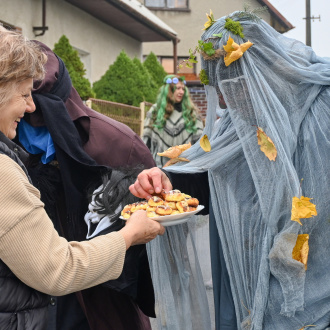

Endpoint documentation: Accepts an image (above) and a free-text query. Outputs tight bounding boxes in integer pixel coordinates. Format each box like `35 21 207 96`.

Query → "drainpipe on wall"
33 0 49 37
173 38 178 74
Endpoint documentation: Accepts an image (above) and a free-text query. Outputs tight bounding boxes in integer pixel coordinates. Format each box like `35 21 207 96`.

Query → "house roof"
65 0 178 42
258 0 294 32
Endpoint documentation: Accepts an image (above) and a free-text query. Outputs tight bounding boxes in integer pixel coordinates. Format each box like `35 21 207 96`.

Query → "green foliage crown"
224 18 244 38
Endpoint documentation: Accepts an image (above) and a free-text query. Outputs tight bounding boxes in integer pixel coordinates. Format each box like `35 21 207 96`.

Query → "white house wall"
1 0 142 83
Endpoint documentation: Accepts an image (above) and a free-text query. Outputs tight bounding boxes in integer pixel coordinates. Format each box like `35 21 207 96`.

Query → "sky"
268 0 330 57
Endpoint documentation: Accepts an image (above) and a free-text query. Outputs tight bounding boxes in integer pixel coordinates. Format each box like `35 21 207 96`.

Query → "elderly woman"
130 9 330 330
0 26 164 329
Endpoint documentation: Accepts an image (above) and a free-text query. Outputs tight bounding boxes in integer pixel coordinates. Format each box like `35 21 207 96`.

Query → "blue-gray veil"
165 11 330 329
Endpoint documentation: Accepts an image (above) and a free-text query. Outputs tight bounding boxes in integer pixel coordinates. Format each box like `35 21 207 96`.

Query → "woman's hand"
129 167 173 200
120 210 165 248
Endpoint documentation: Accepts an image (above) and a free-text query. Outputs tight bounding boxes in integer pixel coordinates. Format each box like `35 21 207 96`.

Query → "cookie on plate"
155 205 172 216
176 200 189 213
164 189 185 202
148 196 164 207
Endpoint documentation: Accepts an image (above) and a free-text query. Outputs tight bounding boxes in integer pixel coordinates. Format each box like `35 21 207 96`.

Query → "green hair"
151 74 199 133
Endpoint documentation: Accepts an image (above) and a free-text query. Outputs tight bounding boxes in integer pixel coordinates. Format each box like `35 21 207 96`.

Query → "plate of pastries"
120 189 204 226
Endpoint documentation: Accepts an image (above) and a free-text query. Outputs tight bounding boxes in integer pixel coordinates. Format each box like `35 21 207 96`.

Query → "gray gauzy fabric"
147 218 212 330
165 11 330 330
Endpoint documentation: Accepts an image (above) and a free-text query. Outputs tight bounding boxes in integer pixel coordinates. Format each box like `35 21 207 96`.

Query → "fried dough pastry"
176 200 189 213
164 189 185 202
131 201 148 212
148 196 164 206
146 206 156 212
147 211 157 218
165 201 177 210
155 205 172 216
121 209 131 219
121 189 200 219
186 198 199 207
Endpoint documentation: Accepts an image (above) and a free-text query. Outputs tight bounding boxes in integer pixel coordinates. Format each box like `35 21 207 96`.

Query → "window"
145 0 188 10
160 57 195 74
143 55 196 75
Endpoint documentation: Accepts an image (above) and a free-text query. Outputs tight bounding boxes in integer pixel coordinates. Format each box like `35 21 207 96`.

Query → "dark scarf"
31 57 108 241
0 131 31 180
174 102 182 112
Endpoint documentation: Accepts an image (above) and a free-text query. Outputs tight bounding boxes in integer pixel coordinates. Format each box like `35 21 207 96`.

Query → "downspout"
173 38 178 74
33 0 48 37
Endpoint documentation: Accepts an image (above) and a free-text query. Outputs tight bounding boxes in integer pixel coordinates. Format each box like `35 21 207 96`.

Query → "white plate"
120 205 204 227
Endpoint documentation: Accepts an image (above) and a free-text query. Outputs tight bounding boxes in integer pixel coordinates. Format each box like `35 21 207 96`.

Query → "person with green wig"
142 74 204 167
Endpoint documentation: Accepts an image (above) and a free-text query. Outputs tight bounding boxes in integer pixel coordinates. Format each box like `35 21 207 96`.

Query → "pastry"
164 189 185 202
155 205 172 215
135 201 148 210
121 209 131 219
186 198 199 207
147 211 157 218
165 201 177 210
176 200 189 213
148 196 164 206
121 189 200 219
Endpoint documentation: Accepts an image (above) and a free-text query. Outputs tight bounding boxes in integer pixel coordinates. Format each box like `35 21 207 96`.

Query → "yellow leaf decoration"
256 127 277 161
203 10 215 31
163 157 190 168
298 326 316 330
157 142 191 159
223 36 253 66
292 234 309 270
291 196 317 226
200 134 211 152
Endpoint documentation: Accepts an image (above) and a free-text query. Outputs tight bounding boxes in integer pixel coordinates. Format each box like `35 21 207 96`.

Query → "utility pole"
303 0 320 46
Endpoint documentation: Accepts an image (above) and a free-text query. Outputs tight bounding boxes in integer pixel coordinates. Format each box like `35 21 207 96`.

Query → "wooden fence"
88 98 153 137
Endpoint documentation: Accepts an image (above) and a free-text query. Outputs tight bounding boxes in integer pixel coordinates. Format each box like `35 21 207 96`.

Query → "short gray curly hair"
0 26 47 106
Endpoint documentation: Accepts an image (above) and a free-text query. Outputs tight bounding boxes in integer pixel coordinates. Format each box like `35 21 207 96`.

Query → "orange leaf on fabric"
157 142 192 159
256 127 277 161
177 142 192 152
223 36 253 66
292 234 309 270
291 196 317 226
200 134 211 152
298 326 316 330
163 157 190 168
157 146 182 159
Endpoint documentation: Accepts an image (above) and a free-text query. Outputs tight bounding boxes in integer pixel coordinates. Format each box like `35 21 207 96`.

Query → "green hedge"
53 35 93 100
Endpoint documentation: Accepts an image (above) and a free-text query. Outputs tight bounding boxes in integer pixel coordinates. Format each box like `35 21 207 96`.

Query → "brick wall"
187 82 207 120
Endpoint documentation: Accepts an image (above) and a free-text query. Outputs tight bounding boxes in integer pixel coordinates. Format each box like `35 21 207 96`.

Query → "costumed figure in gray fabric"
143 74 204 167
129 9 330 330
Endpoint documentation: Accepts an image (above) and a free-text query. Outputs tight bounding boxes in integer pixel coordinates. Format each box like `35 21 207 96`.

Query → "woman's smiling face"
0 78 36 139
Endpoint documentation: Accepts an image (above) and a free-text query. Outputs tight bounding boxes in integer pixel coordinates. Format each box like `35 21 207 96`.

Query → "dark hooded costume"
16 42 156 330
